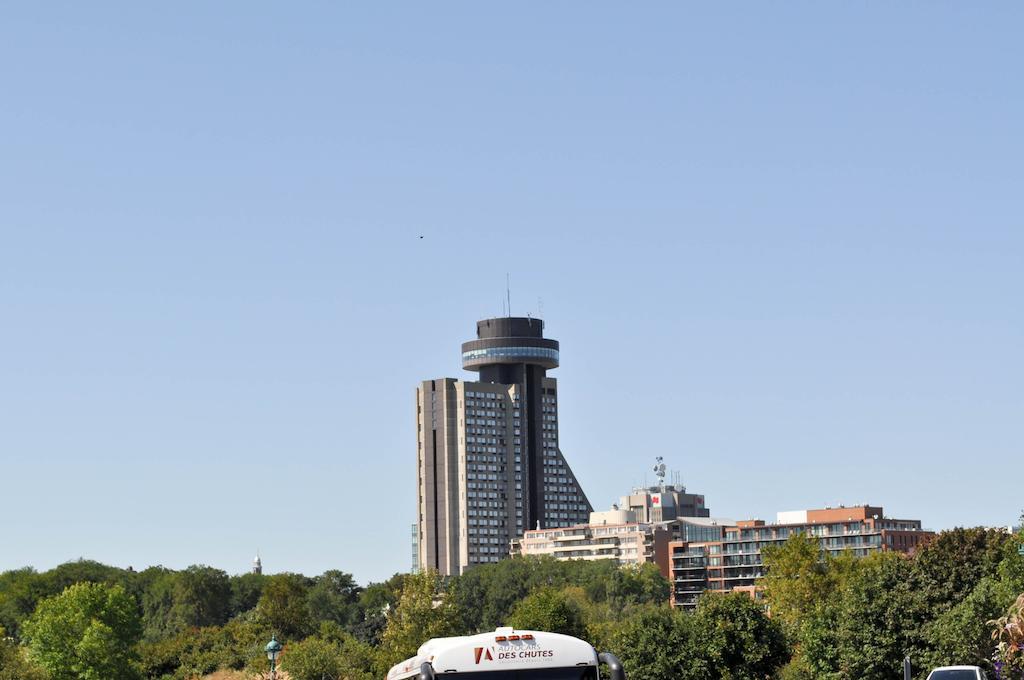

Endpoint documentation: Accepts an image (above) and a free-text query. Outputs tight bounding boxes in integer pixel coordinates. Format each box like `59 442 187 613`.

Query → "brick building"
669 504 932 608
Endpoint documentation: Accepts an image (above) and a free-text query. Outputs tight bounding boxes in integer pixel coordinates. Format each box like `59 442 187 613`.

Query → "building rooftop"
675 516 736 527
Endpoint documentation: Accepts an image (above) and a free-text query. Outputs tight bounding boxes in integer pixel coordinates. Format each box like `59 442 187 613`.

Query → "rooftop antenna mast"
653 456 667 491
506 273 511 318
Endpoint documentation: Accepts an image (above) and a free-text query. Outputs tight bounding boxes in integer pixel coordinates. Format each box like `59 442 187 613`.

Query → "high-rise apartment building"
416 317 593 575
668 504 933 608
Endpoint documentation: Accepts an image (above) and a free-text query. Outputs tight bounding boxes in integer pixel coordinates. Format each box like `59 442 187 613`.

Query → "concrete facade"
516 510 672 577
620 484 710 523
417 318 593 575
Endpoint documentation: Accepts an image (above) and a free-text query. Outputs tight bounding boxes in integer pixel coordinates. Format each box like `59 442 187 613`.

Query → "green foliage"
22 582 142 680
922 577 1016 670
174 565 231 629
449 556 564 632
996 531 1024 591
4 525 1024 680
760 531 831 634
912 528 1011 615
0 635 48 680
257 573 314 639
694 592 789 680
321 623 378 680
307 570 362 629
449 557 670 635
349 573 405 644
141 565 232 642
283 636 343 680
776 654 815 680
376 571 465 675
229 572 266 619
612 594 787 680
280 625 377 680
836 551 926 680
138 617 268 680
34 561 126 599
0 561 132 642
582 562 670 612
793 603 843 680
761 534 860 678
508 587 586 639
0 567 41 641
612 605 704 680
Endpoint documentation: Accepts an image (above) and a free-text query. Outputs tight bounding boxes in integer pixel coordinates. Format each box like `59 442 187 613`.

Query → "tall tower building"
417 317 593 575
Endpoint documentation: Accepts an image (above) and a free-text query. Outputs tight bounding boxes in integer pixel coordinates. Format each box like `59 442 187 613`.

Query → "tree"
172 565 231 629
22 582 142 680
282 636 344 680
448 556 565 633
996 531 1024 592
612 605 705 680
351 574 405 644
694 592 789 680
508 587 587 639
912 528 1011 616
760 532 830 634
307 570 362 629
0 632 47 680
138 615 267 680
229 572 266 618
318 622 377 680
0 567 41 641
621 563 671 606
142 564 232 641
924 577 1016 671
598 563 670 612
376 571 464 674
760 533 859 678
836 551 927 680
257 573 313 639
35 560 124 600
279 624 377 680
140 570 178 641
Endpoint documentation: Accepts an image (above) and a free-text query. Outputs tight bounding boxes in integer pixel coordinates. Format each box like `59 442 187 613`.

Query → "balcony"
552 533 589 542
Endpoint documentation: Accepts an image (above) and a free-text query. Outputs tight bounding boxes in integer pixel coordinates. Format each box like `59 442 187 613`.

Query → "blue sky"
1 3 1021 585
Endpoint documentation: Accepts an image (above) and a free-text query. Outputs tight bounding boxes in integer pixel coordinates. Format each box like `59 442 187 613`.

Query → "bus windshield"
437 667 598 680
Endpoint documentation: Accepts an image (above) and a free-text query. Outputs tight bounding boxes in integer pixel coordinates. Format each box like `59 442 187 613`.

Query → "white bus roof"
387 628 599 680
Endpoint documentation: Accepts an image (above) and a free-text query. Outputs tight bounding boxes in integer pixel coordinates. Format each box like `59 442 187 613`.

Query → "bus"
386 627 625 680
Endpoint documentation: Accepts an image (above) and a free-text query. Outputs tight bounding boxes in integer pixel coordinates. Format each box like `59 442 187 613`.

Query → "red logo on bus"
474 648 493 664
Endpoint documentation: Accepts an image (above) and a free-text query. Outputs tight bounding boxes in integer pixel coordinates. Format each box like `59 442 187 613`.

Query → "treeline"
0 561 403 680
761 526 1024 679
0 557 684 680
1 524 1022 680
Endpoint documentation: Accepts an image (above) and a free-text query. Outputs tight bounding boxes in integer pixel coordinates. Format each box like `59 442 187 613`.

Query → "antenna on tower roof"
506 273 511 318
653 456 667 490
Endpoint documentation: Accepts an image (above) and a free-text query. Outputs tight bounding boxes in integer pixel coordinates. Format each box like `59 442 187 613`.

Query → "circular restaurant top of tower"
461 317 559 371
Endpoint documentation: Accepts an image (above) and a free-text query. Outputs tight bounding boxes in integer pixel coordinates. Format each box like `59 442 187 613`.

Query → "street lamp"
266 635 283 680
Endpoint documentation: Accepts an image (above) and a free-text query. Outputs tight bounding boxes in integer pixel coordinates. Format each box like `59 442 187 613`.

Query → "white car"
926 666 989 680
